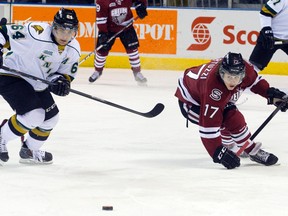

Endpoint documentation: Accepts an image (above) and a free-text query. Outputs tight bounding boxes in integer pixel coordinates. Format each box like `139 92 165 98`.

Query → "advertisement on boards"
177 9 262 60
12 6 177 55
111 9 177 54
12 5 96 52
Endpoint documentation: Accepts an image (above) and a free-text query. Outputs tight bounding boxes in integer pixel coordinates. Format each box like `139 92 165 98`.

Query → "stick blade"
142 103 165 118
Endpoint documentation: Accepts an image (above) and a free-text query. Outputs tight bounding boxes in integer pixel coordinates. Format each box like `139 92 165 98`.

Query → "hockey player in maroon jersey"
175 52 288 169
89 0 148 84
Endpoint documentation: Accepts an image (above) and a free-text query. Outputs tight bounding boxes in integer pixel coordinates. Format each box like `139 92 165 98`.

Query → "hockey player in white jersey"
0 8 81 165
249 0 288 71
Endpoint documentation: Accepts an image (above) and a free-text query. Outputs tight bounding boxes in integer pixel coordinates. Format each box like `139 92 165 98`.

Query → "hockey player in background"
175 52 288 169
249 0 288 72
89 0 148 84
0 8 81 165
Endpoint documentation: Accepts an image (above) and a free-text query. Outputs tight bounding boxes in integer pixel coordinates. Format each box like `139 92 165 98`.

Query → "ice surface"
1 68 288 216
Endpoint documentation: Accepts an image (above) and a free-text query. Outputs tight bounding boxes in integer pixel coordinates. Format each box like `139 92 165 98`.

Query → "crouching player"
175 52 288 169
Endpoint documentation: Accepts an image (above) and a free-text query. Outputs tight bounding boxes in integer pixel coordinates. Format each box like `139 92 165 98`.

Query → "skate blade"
19 158 53 165
137 82 148 87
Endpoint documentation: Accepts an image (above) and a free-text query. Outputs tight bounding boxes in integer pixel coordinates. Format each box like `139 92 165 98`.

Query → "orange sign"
111 9 177 54
12 5 96 52
12 6 177 55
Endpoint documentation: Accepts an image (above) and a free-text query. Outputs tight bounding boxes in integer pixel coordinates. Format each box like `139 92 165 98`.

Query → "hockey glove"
259 26 274 49
267 87 288 112
213 145 240 169
97 32 111 51
135 2 148 19
0 17 7 25
49 75 70 96
0 44 3 67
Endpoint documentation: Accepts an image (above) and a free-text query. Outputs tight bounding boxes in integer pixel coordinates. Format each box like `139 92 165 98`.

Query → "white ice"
1 68 288 216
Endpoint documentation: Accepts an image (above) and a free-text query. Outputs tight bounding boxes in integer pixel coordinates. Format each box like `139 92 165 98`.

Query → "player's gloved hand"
97 32 111 51
0 44 4 67
213 145 240 169
267 87 288 112
0 17 7 25
135 2 148 19
259 26 274 49
49 75 70 96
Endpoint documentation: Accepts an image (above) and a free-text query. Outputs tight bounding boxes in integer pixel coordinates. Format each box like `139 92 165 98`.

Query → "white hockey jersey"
260 0 288 40
0 22 81 91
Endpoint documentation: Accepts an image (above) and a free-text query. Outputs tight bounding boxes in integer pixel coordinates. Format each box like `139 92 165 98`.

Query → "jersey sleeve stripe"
96 17 107 25
178 76 200 106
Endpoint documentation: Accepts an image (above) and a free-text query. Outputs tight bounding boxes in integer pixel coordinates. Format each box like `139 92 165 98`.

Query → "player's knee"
17 108 46 129
40 113 60 130
223 108 246 131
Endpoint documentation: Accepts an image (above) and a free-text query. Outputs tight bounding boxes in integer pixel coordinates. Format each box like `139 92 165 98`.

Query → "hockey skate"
133 72 147 85
19 142 53 164
89 71 101 83
0 120 9 165
249 142 278 166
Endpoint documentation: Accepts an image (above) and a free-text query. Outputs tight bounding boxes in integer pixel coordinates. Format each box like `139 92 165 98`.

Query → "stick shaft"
236 101 286 156
79 16 139 65
0 66 164 118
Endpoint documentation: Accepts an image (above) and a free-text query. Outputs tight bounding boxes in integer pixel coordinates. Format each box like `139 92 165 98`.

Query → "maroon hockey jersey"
96 0 147 33
175 58 270 156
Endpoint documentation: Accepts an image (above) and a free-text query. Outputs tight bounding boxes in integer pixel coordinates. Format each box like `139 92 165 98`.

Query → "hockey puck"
102 206 113 211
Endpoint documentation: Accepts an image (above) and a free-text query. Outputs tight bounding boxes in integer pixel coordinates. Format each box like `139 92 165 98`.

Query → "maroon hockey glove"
213 145 240 169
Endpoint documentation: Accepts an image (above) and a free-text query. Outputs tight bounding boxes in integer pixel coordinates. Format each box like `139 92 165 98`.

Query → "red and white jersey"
96 0 147 33
175 58 270 155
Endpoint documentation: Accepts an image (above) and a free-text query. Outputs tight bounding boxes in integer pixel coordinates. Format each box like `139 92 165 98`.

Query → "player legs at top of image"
89 0 148 85
0 7 81 165
175 52 288 169
249 0 288 72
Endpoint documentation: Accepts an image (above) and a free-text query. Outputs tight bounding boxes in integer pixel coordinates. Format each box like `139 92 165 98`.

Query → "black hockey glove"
97 32 111 51
259 26 274 49
49 75 70 96
0 44 3 67
267 87 288 112
135 2 148 19
213 145 240 169
0 17 7 25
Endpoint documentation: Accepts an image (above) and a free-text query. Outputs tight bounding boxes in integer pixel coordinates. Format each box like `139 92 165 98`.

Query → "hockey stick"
236 98 288 156
79 16 139 65
0 66 165 118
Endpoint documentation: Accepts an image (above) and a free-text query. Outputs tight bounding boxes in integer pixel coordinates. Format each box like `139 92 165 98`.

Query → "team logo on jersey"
210 88 222 101
43 50 53 56
111 8 128 25
116 0 123 5
109 3 116 7
96 3 100 12
230 88 242 103
31 25 44 35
